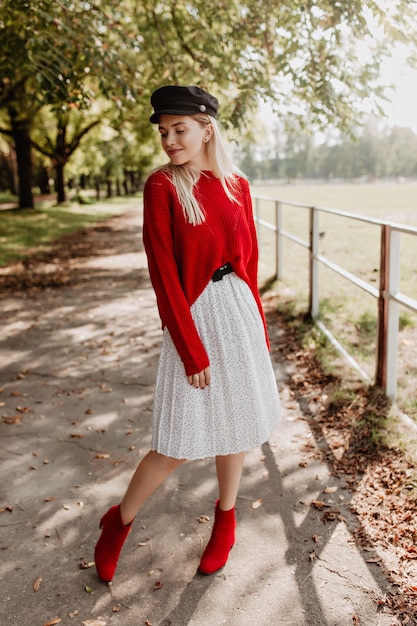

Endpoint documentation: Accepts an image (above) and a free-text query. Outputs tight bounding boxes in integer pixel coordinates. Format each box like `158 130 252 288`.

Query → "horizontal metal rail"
253 194 417 399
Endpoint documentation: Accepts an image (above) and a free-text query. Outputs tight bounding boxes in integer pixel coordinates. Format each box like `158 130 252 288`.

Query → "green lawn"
0 195 142 267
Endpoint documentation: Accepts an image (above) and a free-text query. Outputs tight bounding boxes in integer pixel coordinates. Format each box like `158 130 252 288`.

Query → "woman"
94 85 280 582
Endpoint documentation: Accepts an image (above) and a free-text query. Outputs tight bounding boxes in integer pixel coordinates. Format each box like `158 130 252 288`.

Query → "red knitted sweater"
142 169 269 376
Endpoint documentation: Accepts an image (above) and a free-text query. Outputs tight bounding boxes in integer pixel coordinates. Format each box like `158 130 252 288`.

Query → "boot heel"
198 500 236 575
94 504 133 582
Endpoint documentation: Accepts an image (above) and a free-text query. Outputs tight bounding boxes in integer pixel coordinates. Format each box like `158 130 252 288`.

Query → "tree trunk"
123 170 129 195
55 119 67 203
7 148 18 195
95 177 101 201
10 116 34 208
55 161 66 203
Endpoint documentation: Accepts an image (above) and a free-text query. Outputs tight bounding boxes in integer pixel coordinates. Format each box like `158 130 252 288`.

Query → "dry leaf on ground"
33 576 42 591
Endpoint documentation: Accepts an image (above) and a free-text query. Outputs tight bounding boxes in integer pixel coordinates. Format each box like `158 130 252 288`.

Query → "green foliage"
1 0 417 205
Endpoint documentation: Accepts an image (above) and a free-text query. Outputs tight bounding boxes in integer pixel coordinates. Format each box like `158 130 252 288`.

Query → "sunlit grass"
0 194 142 266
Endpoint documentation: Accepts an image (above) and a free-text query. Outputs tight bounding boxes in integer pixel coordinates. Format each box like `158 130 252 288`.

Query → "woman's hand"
187 367 211 389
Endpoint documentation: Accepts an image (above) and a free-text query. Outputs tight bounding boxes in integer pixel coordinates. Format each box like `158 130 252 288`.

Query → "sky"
381 60 417 133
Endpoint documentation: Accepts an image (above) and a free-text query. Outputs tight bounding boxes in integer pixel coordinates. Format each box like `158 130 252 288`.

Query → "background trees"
1 0 417 206
237 120 417 182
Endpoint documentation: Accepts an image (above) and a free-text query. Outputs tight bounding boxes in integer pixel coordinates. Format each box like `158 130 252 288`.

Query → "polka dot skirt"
151 273 281 460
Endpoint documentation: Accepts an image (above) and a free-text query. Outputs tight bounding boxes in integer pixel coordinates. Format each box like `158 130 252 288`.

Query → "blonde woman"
94 85 280 582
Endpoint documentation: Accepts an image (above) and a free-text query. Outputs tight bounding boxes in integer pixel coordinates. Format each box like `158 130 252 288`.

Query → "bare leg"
215 451 245 511
119 450 186 524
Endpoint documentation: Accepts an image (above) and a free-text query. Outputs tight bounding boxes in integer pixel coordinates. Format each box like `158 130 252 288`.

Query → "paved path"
0 205 393 625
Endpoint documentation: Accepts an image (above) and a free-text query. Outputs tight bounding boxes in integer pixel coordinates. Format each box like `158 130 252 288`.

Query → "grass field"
0 195 141 266
252 180 417 420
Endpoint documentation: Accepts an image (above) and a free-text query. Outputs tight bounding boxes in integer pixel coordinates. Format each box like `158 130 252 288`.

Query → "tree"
31 107 101 203
0 0 137 207
130 0 417 130
2 0 417 206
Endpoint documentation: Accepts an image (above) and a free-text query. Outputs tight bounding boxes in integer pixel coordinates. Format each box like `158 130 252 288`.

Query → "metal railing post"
375 225 400 398
275 200 283 280
255 196 261 249
386 228 401 398
376 225 388 388
309 206 319 319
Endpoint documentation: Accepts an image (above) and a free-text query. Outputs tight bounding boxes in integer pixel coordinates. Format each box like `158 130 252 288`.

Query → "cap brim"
150 106 210 124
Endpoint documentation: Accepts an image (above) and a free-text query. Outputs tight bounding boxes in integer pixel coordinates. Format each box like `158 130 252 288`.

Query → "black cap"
150 85 219 124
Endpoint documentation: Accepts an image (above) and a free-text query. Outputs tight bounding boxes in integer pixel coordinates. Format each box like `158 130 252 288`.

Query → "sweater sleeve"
142 173 210 376
240 178 270 350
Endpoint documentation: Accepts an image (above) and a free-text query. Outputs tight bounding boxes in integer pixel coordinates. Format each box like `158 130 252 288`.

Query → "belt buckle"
212 263 231 282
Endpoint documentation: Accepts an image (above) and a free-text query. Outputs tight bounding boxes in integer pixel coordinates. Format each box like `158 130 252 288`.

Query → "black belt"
212 263 233 282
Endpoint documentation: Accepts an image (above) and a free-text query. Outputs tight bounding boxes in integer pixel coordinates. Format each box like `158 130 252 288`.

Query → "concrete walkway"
0 205 393 625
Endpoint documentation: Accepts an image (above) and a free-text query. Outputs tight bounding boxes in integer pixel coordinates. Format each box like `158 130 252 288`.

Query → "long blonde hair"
154 116 243 226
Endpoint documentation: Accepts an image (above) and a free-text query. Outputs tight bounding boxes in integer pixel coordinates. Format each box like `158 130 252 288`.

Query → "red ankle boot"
198 500 236 575
94 505 133 582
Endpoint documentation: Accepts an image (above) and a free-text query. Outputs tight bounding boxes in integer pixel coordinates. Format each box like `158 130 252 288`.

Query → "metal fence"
253 194 417 400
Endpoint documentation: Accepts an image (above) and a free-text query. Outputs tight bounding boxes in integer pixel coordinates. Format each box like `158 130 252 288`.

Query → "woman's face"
158 114 212 169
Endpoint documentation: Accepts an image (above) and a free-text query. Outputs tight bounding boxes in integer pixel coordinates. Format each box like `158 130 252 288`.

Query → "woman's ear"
204 124 214 143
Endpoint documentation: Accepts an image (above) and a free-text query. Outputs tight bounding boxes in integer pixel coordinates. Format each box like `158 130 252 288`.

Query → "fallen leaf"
68 610 78 618
43 619 61 626
251 498 262 509
310 500 329 510
85 408 93 414
81 620 106 626
84 585 93 593
197 515 210 523
323 486 337 494
322 510 343 523
70 433 84 438
79 560 95 569
2 415 21 424
16 406 30 413
154 581 163 589
16 370 30 380
95 453 110 459
0 506 13 513
112 606 120 612
33 576 42 591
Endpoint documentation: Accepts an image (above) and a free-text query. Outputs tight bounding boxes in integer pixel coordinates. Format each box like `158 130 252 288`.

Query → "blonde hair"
154 116 243 226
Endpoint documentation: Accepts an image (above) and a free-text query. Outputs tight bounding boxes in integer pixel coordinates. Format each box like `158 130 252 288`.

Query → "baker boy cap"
150 85 219 124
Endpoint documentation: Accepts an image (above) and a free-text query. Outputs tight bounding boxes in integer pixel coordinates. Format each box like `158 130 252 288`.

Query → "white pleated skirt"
151 273 281 460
